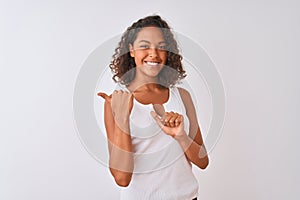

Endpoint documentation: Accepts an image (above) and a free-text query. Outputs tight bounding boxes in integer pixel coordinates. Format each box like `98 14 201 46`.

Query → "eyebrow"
138 40 166 44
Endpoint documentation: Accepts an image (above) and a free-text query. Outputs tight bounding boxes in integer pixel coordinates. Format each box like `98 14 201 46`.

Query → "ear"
129 44 134 57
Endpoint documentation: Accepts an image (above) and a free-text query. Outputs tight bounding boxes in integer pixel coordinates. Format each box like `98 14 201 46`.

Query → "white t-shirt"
116 85 199 200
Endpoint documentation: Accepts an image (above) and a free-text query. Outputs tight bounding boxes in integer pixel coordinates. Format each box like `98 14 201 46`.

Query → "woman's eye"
139 45 149 49
158 46 167 50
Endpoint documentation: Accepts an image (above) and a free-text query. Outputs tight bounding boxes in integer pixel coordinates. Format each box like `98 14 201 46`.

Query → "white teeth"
146 61 159 66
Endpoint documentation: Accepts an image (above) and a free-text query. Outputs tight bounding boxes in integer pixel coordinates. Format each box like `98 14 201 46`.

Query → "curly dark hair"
109 15 186 87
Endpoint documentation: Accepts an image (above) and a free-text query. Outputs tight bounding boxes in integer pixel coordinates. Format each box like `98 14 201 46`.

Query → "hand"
153 104 181 127
163 112 182 127
98 90 134 118
151 104 186 139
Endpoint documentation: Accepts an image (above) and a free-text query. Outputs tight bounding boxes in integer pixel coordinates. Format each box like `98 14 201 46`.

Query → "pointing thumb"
97 92 111 103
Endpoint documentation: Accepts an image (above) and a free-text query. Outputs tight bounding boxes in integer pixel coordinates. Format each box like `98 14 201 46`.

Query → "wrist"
175 132 192 149
114 114 130 122
114 115 130 134
174 131 188 142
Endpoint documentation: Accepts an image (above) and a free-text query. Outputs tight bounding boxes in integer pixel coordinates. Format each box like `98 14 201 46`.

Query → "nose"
148 47 158 58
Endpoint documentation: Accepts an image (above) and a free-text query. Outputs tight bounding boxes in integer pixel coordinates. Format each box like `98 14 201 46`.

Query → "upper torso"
115 84 199 200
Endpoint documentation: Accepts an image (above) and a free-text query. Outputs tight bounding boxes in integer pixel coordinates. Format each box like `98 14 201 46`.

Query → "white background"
1 0 299 199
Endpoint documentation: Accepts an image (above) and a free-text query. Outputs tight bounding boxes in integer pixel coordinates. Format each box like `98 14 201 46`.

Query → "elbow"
114 175 132 187
199 156 209 170
110 168 132 187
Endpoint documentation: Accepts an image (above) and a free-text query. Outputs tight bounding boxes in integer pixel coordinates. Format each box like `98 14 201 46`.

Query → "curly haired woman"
98 15 209 200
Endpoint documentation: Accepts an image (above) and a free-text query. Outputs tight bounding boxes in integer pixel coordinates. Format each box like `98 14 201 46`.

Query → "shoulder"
176 87 196 114
177 87 192 101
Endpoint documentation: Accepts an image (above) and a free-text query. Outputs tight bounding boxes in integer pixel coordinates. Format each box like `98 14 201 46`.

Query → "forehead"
134 27 165 43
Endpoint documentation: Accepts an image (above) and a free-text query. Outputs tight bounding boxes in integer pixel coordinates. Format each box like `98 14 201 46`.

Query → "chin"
136 64 164 79
145 67 163 76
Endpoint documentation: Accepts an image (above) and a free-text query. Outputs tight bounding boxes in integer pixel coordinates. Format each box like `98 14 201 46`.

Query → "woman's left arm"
177 87 209 169
175 127 209 169
151 88 209 169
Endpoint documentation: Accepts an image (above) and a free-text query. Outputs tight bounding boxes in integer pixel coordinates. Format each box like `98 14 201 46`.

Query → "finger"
153 104 166 118
168 114 178 127
97 92 108 98
97 92 111 103
175 115 183 127
112 90 120 97
150 111 165 129
164 112 174 127
174 114 182 127
124 91 133 98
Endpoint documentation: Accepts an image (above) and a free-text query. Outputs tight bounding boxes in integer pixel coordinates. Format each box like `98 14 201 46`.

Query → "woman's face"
129 26 167 79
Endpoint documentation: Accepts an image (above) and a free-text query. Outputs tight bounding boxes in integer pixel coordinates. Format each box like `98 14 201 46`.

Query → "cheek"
134 51 147 60
159 51 168 63
134 53 145 65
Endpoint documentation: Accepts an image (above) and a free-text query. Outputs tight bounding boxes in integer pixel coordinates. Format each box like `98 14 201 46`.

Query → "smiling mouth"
144 61 160 66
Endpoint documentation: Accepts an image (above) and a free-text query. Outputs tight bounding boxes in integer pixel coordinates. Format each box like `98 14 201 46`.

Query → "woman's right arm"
100 91 134 187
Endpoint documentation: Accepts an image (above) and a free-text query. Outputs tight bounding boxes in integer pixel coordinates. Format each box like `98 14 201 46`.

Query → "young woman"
98 15 209 200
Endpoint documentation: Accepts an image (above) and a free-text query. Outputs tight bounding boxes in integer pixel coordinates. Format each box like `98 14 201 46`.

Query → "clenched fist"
98 90 134 118
152 104 185 139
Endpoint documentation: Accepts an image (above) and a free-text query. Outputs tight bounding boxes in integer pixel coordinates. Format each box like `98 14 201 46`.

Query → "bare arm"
174 128 209 169
177 87 209 169
100 92 134 187
151 88 209 169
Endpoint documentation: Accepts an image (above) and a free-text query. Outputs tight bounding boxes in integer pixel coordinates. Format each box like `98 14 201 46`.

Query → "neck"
128 74 168 92
127 71 161 92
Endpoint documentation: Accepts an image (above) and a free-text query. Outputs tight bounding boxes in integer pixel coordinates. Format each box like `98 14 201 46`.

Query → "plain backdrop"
1 0 299 199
